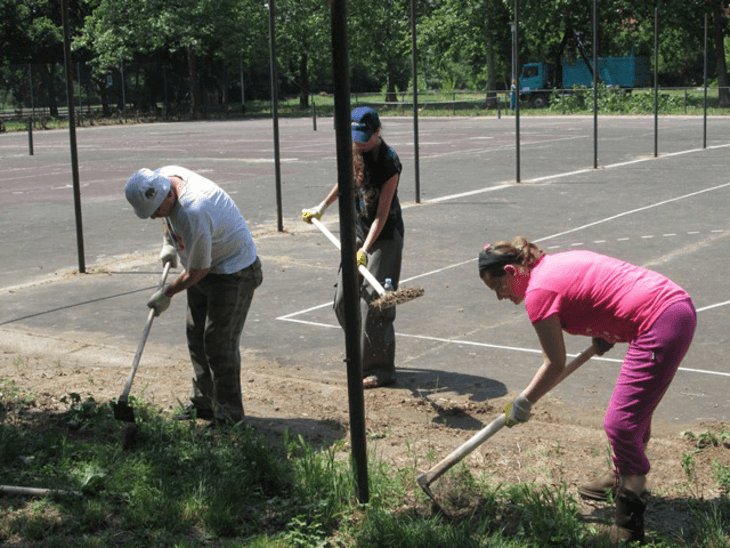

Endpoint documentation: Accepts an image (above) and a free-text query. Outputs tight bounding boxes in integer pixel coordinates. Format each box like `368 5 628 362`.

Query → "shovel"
311 217 424 308
113 261 172 422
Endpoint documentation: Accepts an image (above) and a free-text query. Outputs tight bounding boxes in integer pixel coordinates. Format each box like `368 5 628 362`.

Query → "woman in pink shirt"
479 236 696 543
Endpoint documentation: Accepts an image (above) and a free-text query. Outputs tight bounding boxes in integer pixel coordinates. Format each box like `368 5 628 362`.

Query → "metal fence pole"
411 0 421 204
593 0 598 168
514 0 520 183
120 62 126 119
27 117 33 156
61 0 86 274
330 0 369 505
268 0 284 232
312 94 317 131
703 13 708 148
654 6 659 157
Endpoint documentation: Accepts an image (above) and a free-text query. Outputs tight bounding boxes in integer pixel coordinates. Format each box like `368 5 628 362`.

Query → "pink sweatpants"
604 298 696 477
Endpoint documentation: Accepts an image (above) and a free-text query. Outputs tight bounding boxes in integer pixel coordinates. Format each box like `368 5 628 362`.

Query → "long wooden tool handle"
417 345 597 489
548 345 597 391
419 414 506 487
311 218 386 297
0 485 82 497
120 261 172 401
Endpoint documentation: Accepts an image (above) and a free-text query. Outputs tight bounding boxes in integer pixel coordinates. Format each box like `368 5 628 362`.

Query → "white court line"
534 181 730 243
279 144 730 379
425 185 512 203
276 318 730 378
696 300 730 313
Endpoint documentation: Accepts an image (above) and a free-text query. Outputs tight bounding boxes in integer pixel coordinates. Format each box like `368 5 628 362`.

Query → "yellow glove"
357 249 368 268
301 201 328 224
504 391 534 427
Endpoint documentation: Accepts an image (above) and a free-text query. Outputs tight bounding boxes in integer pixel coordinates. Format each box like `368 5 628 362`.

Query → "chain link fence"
1 62 727 130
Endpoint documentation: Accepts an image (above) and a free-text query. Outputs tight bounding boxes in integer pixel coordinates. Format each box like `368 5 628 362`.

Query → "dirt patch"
1 325 728 538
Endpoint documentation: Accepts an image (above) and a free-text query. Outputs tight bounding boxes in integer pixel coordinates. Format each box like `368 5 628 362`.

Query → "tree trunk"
385 60 398 103
486 28 497 108
299 52 309 108
187 46 198 114
96 78 111 116
712 2 729 107
44 63 59 118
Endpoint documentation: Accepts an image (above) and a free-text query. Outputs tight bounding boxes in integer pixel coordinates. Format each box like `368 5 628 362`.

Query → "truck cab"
519 62 555 108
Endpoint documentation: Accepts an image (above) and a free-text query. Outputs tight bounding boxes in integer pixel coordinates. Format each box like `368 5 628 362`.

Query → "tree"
708 0 729 106
1 0 68 116
419 0 511 93
349 0 412 102
77 0 270 113
273 0 330 108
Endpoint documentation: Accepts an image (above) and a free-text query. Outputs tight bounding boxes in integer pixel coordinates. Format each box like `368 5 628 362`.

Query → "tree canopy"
1 0 727 114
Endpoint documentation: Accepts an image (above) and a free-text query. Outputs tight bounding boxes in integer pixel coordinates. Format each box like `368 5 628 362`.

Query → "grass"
1 382 729 547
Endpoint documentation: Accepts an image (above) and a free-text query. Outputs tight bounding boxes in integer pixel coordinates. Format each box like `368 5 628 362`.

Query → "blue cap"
351 107 381 143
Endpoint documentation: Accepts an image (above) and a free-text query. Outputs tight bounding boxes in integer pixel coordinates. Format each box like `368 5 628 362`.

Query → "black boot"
609 489 647 544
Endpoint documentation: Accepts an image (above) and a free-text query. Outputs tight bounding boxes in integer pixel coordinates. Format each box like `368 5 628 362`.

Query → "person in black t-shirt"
302 107 404 389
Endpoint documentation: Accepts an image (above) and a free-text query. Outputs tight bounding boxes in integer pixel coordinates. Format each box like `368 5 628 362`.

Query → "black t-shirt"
355 139 404 241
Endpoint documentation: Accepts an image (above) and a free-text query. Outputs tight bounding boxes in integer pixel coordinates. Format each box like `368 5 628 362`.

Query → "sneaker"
173 403 214 421
579 470 619 501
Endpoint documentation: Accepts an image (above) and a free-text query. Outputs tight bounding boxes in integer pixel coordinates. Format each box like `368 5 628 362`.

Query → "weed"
682 452 697 483
0 378 35 413
690 502 730 547
281 514 329 548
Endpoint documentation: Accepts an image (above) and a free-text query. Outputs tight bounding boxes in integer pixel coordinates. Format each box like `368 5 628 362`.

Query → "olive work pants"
186 257 263 422
334 230 403 377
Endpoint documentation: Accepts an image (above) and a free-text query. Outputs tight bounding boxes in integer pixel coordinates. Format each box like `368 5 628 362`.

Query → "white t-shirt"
157 166 256 274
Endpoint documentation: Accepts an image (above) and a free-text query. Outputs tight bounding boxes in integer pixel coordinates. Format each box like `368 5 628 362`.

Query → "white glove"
301 201 329 224
159 243 178 268
147 284 172 316
504 391 534 427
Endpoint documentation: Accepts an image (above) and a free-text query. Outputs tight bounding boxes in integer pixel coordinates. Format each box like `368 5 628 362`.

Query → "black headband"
478 245 521 275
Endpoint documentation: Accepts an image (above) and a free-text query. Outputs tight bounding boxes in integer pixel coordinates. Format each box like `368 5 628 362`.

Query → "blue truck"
519 54 652 108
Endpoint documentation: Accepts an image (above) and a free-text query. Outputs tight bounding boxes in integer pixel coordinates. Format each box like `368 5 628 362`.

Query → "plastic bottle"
384 278 393 292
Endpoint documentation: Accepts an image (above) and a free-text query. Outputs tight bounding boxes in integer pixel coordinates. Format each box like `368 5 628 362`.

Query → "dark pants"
334 231 403 377
186 257 262 422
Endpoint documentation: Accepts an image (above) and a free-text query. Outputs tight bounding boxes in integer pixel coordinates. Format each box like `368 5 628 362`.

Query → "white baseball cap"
125 168 171 219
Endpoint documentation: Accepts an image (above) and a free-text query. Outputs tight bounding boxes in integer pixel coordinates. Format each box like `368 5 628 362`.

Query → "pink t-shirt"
525 250 690 343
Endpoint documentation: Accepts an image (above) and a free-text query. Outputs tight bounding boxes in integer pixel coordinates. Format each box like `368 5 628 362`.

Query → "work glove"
147 284 172 317
301 201 329 224
504 391 534 427
159 242 178 268
356 249 368 268
592 337 615 356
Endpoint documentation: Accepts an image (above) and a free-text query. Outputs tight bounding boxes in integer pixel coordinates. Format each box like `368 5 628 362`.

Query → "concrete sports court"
1 113 729 425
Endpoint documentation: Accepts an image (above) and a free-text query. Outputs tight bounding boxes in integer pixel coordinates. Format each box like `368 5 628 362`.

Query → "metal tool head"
417 473 436 501
112 398 136 423
417 473 445 514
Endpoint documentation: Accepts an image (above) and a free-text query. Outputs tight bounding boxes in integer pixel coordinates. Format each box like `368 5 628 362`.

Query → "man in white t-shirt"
125 166 263 427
